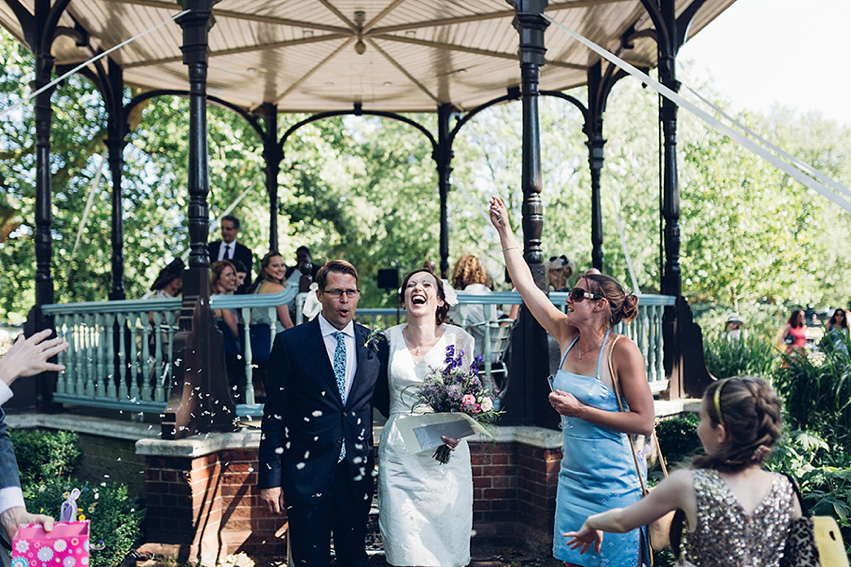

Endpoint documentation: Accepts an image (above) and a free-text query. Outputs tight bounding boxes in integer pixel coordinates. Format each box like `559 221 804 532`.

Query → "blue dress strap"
559 336 580 369
594 330 612 379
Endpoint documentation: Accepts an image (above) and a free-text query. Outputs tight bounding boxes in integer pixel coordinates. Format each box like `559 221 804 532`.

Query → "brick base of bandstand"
136 426 563 566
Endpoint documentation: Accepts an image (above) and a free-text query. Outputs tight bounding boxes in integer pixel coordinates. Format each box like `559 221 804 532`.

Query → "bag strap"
608 336 668 494
781 472 810 517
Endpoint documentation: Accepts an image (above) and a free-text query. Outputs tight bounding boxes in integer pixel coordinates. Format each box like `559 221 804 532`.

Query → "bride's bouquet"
412 344 503 463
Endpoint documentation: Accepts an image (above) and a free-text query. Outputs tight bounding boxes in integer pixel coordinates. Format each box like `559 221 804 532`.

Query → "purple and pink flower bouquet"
414 344 503 463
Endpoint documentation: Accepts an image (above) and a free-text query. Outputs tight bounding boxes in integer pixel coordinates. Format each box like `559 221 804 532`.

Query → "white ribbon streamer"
69 148 108 264
683 84 851 201
542 15 851 214
609 189 641 294
0 9 189 121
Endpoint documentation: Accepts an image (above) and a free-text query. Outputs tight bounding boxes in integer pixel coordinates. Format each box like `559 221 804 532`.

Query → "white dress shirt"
218 240 239 261
317 314 357 399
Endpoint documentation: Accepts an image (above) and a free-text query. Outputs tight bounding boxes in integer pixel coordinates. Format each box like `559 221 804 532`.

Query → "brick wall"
139 432 562 564
142 449 287 565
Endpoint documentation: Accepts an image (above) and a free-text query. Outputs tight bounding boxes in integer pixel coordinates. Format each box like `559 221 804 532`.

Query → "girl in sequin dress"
565 377 803 567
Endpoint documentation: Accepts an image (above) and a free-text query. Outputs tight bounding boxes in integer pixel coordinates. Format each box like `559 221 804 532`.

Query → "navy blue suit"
259 318 388 566
208 240 253 293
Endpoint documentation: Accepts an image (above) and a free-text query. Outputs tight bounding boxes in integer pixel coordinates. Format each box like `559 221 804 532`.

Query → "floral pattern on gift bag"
11 520 90 567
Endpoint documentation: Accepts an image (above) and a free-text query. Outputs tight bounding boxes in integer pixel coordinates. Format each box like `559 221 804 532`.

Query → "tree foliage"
1 25 851 323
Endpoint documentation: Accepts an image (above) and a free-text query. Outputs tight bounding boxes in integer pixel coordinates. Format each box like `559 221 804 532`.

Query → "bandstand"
0 1 727 563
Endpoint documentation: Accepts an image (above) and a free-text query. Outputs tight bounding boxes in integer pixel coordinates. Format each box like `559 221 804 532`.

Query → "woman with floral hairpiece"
377 265 475 567
489 196 654 567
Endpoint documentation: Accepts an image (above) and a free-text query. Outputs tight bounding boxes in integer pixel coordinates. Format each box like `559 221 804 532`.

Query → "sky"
678 0 851 126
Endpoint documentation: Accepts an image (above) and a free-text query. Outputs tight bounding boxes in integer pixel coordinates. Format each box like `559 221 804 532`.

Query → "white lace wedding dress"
377 323 475 567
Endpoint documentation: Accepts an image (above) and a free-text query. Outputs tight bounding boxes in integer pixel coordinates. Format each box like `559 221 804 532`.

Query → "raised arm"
488 197 569 343
564 468 694 555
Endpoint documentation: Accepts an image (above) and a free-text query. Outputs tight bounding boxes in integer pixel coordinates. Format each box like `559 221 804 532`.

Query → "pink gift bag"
11 520 90 567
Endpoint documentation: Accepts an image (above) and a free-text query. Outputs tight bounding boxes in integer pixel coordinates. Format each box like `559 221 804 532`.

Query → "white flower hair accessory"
442 280 458 306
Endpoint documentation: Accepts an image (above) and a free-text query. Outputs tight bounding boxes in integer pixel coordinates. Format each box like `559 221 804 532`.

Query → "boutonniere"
364 328 386 350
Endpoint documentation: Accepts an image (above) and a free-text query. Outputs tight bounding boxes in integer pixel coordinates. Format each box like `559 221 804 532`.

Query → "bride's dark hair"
399 265 449 325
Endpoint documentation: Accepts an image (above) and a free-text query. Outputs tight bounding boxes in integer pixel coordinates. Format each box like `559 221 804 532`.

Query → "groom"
259 260 389 567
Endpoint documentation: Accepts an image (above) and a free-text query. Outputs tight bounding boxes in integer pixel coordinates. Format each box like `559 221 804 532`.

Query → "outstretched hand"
564 522 603 555
488 196 510 233
0 329 68 387
0 506 53 543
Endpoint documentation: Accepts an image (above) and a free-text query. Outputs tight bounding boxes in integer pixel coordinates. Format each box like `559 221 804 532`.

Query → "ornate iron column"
163 0 236 439
583 62 630 274
259 103 281 252
436 103 457 279
586 64 606 273
104 59 127 300
640 0 711 399
657 0 681 298
32 51 56 322
505 0 551 427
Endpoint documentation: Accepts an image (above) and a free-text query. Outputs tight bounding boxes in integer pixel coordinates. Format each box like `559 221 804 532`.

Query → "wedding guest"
780 308 807 357
248 252 294 331
211 260 239 337
548 254 575 292
231 259 248 295
826 308 849 354
147 258 184 299
565 377 801 567
827 308 848 335
450 254 496 359
489 196 654 566
247 252 295 399
208 215 253 293
722 313 747 341
378 265 474 567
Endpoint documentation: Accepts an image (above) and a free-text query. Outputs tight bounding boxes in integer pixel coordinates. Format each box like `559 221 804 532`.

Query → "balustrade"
42 290 675 416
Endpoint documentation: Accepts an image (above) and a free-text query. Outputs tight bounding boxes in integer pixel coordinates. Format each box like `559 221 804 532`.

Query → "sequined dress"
552 331 646 566
681 469 796 567
377 324 475 567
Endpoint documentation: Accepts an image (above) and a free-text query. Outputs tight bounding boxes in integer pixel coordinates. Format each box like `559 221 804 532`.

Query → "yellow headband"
713 380 727 427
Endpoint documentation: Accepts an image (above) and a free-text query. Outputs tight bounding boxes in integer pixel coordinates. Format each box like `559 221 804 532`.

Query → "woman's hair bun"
621 294 639 323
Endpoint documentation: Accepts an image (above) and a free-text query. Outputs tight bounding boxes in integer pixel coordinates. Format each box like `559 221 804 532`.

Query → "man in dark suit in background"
209 215 253 293
0 329 67 564
259 260 388 567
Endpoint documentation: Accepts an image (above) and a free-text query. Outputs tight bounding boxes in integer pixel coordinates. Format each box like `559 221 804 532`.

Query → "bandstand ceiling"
0 0 735 113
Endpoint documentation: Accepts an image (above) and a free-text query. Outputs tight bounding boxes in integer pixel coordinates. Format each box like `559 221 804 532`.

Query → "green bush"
10 429 82 486
24 477 144 567
655 412 701 469
702 335 778 379
772 333 851 450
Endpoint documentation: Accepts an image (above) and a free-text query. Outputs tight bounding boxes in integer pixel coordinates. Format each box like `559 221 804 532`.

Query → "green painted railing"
41 291 675 415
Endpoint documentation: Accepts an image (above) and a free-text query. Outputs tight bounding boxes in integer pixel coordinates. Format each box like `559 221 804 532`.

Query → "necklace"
404 326 437 356
577 334 604 360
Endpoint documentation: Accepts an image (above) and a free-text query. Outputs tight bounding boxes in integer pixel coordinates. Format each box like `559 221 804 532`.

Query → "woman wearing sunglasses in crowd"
489 197 654 567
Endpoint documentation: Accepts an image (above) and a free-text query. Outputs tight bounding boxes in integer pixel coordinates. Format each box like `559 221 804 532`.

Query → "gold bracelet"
502 246 518 251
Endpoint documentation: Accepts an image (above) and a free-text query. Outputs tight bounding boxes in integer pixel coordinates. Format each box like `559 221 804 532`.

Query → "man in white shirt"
0 329 67 561
208 215 254 293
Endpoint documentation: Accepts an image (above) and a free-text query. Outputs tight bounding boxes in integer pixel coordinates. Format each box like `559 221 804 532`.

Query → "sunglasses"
568 287 604 303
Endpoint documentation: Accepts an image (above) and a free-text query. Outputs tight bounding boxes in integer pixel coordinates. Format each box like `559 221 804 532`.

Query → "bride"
378 265 476 567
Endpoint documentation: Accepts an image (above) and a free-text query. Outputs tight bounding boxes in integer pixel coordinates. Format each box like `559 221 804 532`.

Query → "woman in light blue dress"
489 197 655 566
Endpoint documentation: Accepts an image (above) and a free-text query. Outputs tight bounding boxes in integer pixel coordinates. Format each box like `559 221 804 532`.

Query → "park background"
1 0 851 562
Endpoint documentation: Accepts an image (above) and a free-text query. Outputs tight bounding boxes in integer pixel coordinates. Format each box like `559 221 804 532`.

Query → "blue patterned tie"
333 331 347 461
